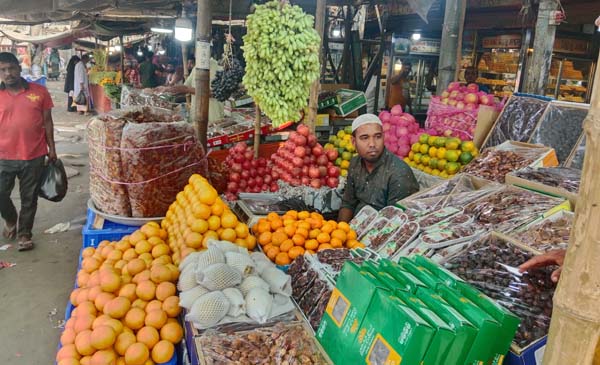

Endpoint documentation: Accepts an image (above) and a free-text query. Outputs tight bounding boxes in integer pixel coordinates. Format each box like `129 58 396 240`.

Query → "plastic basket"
82 208 138 248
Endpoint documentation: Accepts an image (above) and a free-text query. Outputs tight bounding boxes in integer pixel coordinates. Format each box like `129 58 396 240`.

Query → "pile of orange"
56 222 185 365
162 174 256 266
252 210 364 266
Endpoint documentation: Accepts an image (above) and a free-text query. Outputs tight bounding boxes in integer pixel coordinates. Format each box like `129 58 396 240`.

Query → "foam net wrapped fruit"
57 223 184 365
162 174 256 267
253 210 364 266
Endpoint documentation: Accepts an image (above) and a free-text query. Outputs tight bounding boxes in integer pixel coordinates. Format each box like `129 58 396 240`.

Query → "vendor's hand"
518 249 566 283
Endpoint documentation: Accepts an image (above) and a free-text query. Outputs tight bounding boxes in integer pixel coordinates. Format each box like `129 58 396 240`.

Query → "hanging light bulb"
114 45 122 52
412 33 421 41
175 9 193 42
137 46 143 57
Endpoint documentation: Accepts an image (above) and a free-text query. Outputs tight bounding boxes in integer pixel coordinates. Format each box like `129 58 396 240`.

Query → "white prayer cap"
351 113 383 133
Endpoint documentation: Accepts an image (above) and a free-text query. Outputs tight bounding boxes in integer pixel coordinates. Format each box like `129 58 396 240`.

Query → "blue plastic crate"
82 208 138 248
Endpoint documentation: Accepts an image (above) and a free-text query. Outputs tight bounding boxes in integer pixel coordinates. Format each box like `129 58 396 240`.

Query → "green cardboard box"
316 262 389 364
412 255 465 287
378 259 428 292
333 89 367 116
416 287 479 365
455 282 521 365
352 289 435 365
394 290 457 365
397 257 444 289
438 286 502 365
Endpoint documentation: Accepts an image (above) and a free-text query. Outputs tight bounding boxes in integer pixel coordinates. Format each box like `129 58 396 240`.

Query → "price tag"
195 41 211 70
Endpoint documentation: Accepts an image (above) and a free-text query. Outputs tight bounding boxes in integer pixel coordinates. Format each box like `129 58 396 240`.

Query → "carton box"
333 89 367 117
416 288 479 365
412 255 465 287
474 104 500 148
394 290 457 365
378 259 428 292
397 257 444 289
456 282 521 365
438 286 502 365
492 141 559 168
316 262 389 364
351 289 435 365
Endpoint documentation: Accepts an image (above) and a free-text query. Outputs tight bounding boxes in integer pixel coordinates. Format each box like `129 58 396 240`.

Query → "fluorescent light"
394 61 403 72
332 28 341 38
109 46 115 52
114 45 122 52
148 45 153 51
412 33 421 41
151 27 173 34
174 16 193 42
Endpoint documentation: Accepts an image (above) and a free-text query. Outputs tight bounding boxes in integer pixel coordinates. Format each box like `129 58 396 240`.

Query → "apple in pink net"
467 83 479 92
391 104 403 116
465 93 478 104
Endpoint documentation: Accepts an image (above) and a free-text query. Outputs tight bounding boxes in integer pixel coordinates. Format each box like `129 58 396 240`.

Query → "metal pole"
437 0 466 95
119 36 124 85
195 0 212 150
306 0 326 133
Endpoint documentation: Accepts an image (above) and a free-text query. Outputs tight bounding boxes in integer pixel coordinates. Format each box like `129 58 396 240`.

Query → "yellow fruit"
125 342 150 365
159 322 183 343
74 330 95 356
137 326 160 349
145 309 168 329
104 296 131 319
210 201 225 216
197 187 217 206
190 219 208 234
219 228 237 242
115 331 137 356
155 282 176 301
90 325 117 350
192 203 212 220
220 212 238 229
428 146 438 158
340 160 350 169
118 283 138 302
150 264 172 284
207 216 221 231
124 307 146 330
234 223 249 239
436 147 447 160
419 144 429 154
151 340 174 363
162 296 181 318
151 244 170 258
136 281 156 301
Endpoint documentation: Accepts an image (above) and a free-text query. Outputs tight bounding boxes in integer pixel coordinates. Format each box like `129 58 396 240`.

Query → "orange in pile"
162 174 256 266
252 210 364 266
56 222 184 365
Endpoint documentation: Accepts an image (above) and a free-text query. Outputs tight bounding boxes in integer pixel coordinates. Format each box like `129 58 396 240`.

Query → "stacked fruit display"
253 210 364 266
270 124 341 189
403 134 479 178
379 105 437 159
162 174 256 266
324 126 356 177
224 142 277 200
56 223 184 365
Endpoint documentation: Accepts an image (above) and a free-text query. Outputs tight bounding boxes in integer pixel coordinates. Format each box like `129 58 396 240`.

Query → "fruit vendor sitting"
338 114 419 222
464 66 490 94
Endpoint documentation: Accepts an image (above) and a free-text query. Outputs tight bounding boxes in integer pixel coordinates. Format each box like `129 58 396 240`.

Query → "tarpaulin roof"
0 25 92 47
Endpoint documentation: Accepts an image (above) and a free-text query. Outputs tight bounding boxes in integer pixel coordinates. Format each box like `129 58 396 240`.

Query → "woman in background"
64 55 80 112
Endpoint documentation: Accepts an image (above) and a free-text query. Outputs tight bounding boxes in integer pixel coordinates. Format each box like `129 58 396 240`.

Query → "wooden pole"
542 51 600 365
524 0 559 95
119 36 124 85
182 43 189 79
454 0 467 81
195 0 212 150
437 0 466 95
306 0 326 133
254 105 261 159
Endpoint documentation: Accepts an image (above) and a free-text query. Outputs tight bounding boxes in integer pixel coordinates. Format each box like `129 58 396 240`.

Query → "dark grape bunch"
211 58 244 102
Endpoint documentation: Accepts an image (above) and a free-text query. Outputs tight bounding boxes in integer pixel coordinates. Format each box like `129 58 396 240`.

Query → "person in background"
166 65 184 86
124 60 140 87
73 54 91 115
0 52 56 251
464 66 491 93
186 56 195 76
64 55 80 112
139 52 159 88
338 114 419 222
386 61 412 113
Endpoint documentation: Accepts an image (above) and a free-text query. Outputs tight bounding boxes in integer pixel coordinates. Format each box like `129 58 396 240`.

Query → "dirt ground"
0 79 91 365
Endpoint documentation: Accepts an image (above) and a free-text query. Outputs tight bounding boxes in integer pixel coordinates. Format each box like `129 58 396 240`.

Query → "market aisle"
0 80 90 365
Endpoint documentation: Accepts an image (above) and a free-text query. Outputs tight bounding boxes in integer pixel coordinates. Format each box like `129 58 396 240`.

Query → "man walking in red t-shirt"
0 52 56 251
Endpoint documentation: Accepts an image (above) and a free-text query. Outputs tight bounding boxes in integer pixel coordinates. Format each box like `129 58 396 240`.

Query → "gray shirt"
342 148 419 214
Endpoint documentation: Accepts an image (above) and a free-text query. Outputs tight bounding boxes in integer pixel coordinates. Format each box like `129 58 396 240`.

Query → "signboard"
554 38 589 55
409 38 441 55
481 35 521 49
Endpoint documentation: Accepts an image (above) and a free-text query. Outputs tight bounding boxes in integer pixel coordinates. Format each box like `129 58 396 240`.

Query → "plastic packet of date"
197 322 329 365
406 177 460 201
464 187 565 233
361 216 405 252
511 211 573 252
528 102 587 163
417 207 461 230
120 86 179 110
380 221 420 259
350 205 378 237
120 120 207 217
511 167 581 193
461 149 535 183
443 234 556 348
483 95 549 149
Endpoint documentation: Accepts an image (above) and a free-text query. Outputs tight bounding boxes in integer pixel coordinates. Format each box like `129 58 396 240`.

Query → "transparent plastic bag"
464 186 565 233
425 97 478 140
461 147 539 183
443 234 556 348
197 322 328 365
484 95 549 148
568 135 585 169
120 85 179 110
379 221 420 259
511 167 581 193
529 102 587 163
511 212 573 252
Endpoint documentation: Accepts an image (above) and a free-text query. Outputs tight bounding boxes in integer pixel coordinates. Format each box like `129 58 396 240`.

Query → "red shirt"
0 81 53 160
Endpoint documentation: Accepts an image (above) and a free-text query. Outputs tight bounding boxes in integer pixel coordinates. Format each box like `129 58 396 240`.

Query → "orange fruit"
90 325 117 350
321 223 334 234
306 249 316 255
286 210 299 220
297 221 311 231
271 231 287 247
210 201 225 216
74 314 95 333
155 282 176 301
74 330 94 356
220 212 238 229
347 230 358 241
330 238 343 248
288 246 305 259
160 322 183 343
90 349 117 365
283 225 296 237
104 296 131 319
331 229 347 242
82 257 101 274
275 252 291 266
270 218 283 230
150 264 172 284
184 232 203 249
137 326 160 349
279 239 294 253
338 221 351 233
346 239 360 249
267 212 280 222
118 283 138 302
258 231 272 246
207 216 221 231
291 234 305 246
234 223 249 239
77 271 90 287
162 296 181 318
145 300 163 314
56 344 81 362
309 218 323 229
94 292 116 312
151 340 174 363
135 240 152 255
125 342 150 365
295 227 309 239
353 242 366 249
197 188 218 206
310 212 323 220
318 243 334 251
219 228 237 242
192 203 212 220
266 246 280 261
316 232 330 244
60 327 76 346
305 239 319 250
151 244 170 258
82 247 95 258
245 235 257 250
124 307 146 330
136 281 156 301
297 211 309 220
115 331 137 356
145 309 168 329
308 229 320 239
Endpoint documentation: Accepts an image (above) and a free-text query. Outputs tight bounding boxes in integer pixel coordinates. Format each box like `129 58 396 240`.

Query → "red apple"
310 179 321 189
326 177 339 188
307 134 317 147
229 172 241 182
318 166 327 177
294 146 306 158
327 166 340 178
326 148 339 161
297 124 310 137
308 166 320 179
301 176 310 185
317 155 329 166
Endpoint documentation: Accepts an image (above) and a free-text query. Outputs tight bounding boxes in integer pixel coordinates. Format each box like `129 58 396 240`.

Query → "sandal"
17 239 34 251
3 224 16 241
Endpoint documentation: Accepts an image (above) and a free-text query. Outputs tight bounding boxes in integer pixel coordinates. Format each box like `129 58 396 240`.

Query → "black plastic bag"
75 91 87 105
39 159 68 202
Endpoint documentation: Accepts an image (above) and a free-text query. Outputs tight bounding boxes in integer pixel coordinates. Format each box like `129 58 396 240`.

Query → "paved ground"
0 80 91 365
